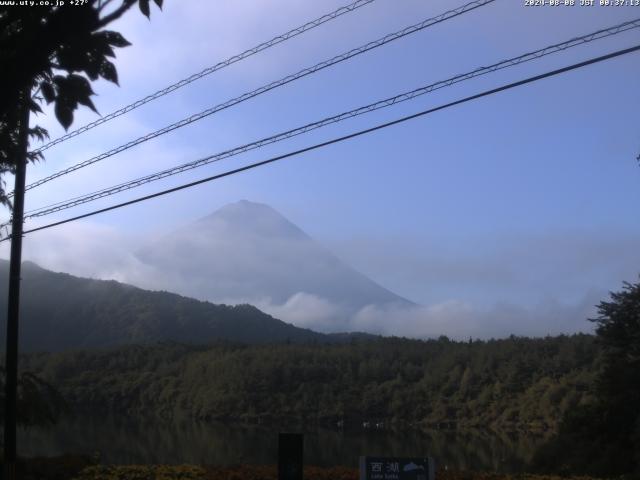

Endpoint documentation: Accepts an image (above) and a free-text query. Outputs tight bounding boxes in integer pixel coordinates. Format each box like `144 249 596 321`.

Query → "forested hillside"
0 261 331 351
21 335 598 431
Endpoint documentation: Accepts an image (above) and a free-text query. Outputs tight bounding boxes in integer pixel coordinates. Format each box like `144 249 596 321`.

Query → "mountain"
133 200 413 328
0 260 336 352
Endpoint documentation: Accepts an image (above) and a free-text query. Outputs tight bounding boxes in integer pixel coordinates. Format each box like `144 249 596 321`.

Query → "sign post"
359 457 435 480
278 433 304 480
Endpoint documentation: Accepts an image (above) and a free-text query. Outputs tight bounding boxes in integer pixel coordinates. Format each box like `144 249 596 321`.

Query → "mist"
3 201 634 339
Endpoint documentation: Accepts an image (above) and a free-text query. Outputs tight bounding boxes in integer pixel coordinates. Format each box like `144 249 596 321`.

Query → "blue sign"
359 457 435 480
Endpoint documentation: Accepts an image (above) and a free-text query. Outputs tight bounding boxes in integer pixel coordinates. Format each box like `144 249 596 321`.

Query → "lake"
18 415 546 472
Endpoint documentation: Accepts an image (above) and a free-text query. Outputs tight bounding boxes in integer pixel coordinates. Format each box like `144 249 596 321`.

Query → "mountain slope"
133 200 413 326
0 260 329 352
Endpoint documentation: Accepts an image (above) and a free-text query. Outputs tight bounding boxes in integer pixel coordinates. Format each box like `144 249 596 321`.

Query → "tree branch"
97 0 117 13
97 0 137 28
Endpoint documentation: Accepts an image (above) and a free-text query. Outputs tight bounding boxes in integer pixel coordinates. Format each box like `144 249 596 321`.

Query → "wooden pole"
3 93 30 480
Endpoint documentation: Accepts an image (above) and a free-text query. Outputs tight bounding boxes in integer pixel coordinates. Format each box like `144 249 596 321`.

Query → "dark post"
3 93 30 480
278 433 303 480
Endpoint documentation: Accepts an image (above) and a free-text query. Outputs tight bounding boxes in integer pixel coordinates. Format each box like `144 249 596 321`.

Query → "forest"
5 281 640 476
19 335 597 432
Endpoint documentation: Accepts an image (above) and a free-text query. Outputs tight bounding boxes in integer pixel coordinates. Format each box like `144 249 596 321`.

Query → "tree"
591 279 640 471
1 2 162 476
533 279 640 476
0 369 67 428
0 0 163 205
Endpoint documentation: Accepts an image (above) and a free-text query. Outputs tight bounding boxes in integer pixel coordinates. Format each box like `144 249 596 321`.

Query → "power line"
21 17 640 220
31 0 377 155
16 0 495 196
7 43 638 242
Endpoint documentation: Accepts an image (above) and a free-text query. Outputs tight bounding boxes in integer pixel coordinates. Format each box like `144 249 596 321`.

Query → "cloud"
0 222 153 285
250 291 599 339
330 229 640 308
253 292 350 332
2 217 631 340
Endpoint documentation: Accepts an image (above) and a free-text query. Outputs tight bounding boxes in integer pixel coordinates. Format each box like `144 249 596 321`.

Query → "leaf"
52 77 81 129
28 99 43 114
77 94 98 114
102 45 116 58
66 74 95 97
102 31 131 48
51 74 66 89
28 126 49 142
153 0 163 9
84 59 101 81
99 60 118 85
27 151 44 163
53 74 98 115
40 81 55 104
54 100 73 130
56 42 90 73
57 31 117 75
139 0 150 18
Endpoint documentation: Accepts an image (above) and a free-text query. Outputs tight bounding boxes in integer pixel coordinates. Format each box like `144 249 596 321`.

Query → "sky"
1 0 639 338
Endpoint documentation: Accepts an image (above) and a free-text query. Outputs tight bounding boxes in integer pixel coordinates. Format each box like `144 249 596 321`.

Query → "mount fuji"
133 200 413 330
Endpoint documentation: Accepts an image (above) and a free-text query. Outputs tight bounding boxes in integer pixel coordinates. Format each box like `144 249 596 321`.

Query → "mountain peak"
135 200 413 329
201 199 281 222
214 199 274 214
196 200 308 240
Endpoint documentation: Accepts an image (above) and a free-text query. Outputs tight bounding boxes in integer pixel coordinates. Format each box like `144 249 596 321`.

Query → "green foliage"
7 460 613 480
72 464 206 480
592 280 640 423
21 335 597 432
65 464 620 480
0 368 67 427
533 279 640 476
0 0 162 205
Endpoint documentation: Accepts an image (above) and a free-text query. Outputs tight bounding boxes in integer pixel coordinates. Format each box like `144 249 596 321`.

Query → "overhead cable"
31 0 378 155
22 17 640 219
16 0 495 196
6 43 638 241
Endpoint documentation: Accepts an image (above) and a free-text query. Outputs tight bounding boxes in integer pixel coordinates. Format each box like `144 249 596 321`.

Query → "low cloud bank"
251 291 600 339
2 220 629 339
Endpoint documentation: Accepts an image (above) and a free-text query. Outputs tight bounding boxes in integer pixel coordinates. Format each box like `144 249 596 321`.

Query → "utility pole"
3 92 31 480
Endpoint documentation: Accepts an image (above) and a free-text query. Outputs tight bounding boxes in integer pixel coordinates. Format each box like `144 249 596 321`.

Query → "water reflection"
19 415 546 472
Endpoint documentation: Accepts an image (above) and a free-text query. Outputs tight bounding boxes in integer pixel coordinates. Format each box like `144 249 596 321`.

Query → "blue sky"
2 0 639 337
